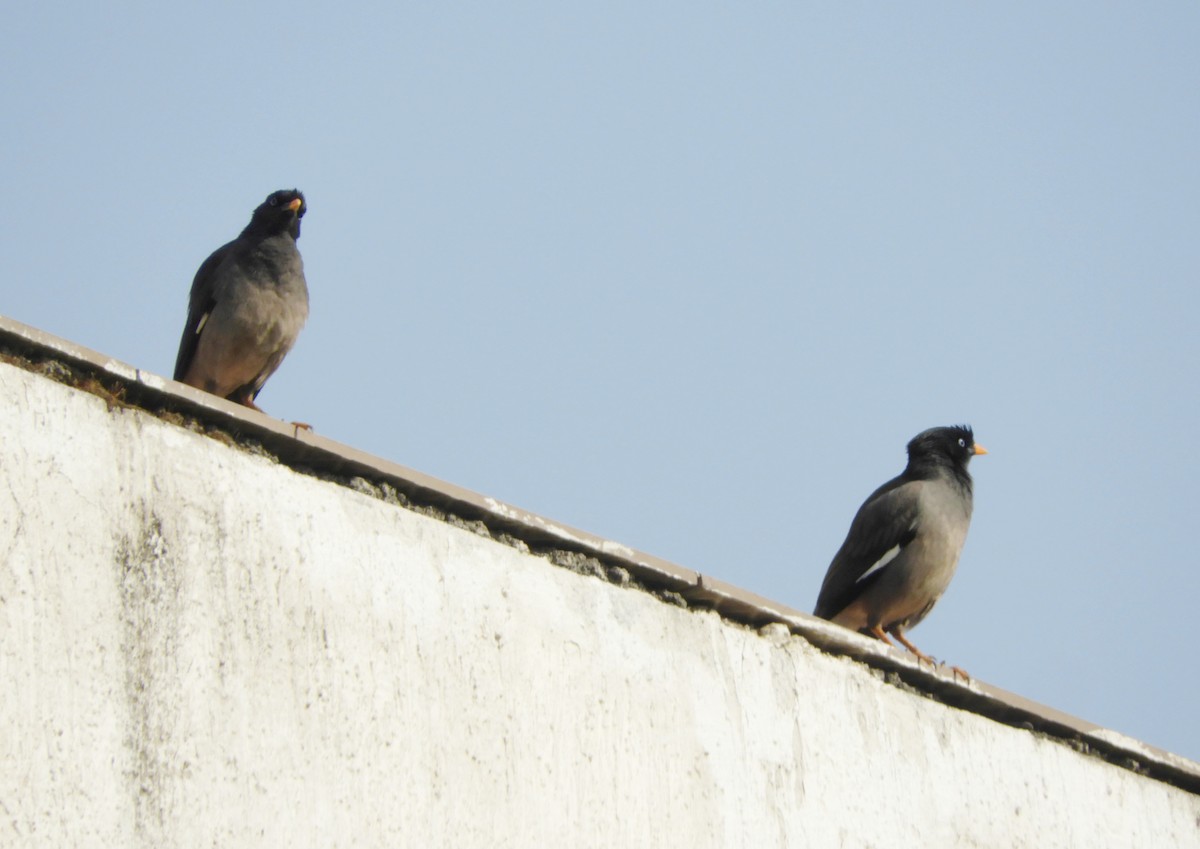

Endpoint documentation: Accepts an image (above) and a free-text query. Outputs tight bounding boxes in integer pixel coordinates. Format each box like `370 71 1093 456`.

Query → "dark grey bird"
174 189 309 413
813 425 986 669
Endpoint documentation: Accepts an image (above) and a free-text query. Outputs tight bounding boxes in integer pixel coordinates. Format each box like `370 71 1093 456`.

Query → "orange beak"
286 198 303 213
974 444 988 455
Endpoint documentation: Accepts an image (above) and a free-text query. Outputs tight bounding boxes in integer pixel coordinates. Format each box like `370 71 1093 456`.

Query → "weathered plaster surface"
1 362 1197 847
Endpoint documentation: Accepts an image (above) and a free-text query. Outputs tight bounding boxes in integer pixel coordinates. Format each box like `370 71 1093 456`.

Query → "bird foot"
888 629 936 667
925 656 971 682
945 664 971 682
291 421 313 437
908 649 937 668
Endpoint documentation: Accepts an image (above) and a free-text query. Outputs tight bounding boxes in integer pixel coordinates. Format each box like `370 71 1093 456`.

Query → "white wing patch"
856 543 903 584
195 311 210 335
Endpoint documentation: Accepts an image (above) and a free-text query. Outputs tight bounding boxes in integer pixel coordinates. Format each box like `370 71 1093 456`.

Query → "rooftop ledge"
1 311 1197 797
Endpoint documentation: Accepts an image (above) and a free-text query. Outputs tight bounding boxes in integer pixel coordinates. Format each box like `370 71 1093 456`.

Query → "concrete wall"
2 353 1198 848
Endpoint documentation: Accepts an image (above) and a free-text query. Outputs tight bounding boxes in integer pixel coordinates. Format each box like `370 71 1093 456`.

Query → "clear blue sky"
3 3 1198 762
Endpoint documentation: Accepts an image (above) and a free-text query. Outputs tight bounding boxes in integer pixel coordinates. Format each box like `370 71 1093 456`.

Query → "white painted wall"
1 361 1197 848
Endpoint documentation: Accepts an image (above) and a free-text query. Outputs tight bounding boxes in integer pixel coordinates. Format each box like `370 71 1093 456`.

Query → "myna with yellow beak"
814 425 987 673
175 189 309 413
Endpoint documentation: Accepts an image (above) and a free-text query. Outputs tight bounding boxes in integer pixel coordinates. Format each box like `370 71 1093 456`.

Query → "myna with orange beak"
814 425 987 671
174 189 309 413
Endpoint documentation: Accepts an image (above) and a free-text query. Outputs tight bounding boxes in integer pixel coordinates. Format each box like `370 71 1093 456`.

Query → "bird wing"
814 477 922 620
173 239 236 381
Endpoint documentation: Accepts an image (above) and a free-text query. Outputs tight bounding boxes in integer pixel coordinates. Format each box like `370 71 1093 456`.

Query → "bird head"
247 188 306 239
907 425 987 473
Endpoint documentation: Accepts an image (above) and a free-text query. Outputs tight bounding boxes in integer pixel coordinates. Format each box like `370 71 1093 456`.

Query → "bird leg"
867 624 899 649
228 388 265 413
889 626 970 681
887 626 936 667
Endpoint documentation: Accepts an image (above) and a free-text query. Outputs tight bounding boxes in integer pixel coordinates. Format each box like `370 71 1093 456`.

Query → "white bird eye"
958 438 966 447
268 196 279 206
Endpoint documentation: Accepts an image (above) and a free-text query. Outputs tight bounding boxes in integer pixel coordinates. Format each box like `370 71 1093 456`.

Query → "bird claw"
870 627 968 680
946 665 971 682
928 656 971 682
291 421 313 437
919 654 971 682
910 650 937 668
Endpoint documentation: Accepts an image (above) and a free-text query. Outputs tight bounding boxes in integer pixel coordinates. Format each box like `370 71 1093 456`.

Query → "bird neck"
240 219 300 242
907 456 973 497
